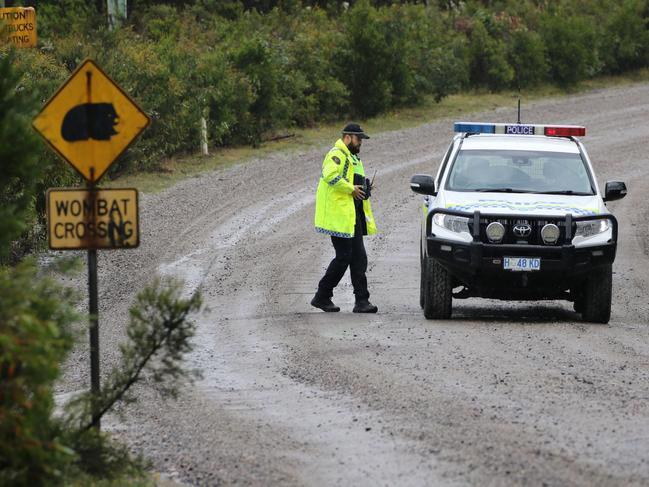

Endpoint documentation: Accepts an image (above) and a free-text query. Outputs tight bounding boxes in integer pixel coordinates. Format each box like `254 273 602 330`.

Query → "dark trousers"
317 226 369 301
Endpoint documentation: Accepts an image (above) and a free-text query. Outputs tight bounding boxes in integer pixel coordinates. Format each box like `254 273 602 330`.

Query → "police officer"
311 123 378 313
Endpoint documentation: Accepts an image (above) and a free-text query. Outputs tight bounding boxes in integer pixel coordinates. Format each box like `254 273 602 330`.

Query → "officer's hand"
352 185 366 201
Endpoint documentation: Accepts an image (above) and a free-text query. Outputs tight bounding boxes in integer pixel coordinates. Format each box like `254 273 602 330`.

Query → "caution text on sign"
47 188 139 250
1 7 36 48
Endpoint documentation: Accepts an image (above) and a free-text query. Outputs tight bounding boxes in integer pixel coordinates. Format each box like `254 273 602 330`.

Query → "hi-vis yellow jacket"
314 139 377 238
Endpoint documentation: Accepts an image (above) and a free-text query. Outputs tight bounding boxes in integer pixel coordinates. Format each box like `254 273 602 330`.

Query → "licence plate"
503 257 541 271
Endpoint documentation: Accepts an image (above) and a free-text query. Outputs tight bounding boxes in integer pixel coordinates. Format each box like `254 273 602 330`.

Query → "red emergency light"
544 126 586 137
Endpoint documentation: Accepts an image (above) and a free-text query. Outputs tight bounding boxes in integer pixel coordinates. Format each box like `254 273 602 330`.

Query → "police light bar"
454 122 586 137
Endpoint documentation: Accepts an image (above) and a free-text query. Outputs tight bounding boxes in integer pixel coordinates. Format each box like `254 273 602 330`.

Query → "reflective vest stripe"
315 226 354 238
328 175 342 186
342 160 350 181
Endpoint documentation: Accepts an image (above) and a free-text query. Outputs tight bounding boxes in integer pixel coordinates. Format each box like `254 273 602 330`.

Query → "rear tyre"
422 256 452 319
581 264 612 324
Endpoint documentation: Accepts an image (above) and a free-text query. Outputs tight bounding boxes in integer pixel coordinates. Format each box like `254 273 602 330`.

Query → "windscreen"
445 149 595 194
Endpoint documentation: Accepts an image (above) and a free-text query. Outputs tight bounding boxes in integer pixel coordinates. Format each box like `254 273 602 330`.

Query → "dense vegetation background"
3 0 649 256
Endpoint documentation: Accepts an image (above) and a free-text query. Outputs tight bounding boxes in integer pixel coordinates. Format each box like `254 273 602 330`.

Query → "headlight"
541 223 560 245
574 219 610 238
432 213 470 234
486 222 505 243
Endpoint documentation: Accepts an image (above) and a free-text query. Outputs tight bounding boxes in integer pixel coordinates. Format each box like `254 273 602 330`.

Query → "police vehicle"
410 122 627 323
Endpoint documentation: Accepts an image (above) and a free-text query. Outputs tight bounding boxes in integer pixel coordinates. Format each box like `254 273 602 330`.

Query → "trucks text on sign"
1 7 36 48
47 188 139 250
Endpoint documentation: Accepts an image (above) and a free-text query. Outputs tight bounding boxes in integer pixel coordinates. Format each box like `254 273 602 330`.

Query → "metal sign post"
88 244 101 428
87 176 100 429
33 59 149 431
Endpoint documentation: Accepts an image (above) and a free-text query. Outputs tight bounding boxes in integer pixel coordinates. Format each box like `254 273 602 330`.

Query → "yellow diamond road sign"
33 59 150 183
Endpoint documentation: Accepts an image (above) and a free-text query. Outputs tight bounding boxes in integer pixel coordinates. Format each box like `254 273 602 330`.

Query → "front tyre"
422 256 452 319
419 240 425 309
581 264 612 324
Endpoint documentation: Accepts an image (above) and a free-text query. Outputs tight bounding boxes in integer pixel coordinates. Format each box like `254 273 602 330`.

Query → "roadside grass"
108 68 649 194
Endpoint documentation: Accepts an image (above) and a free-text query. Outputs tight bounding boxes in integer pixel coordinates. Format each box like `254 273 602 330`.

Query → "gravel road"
57 84 649 486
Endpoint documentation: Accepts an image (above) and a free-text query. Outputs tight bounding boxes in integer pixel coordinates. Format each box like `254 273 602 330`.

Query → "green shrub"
600 0 649 74
400 6 468 101
0 261 77 487
102 28 200 173
229 33 292 143
507 28 549 88
37 0 103 39
0 51 42 261
540 12 601 86
339 0 394 116
284 9 349 124
468 19 514 89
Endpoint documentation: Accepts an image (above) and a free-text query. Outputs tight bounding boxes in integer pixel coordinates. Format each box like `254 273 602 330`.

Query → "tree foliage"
64 280 202 433
0 262 77 487
5 0 649 251
0 52 43 261
12 0 649 170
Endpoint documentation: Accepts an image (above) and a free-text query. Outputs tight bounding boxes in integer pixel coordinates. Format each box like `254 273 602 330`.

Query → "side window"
435 141 455 189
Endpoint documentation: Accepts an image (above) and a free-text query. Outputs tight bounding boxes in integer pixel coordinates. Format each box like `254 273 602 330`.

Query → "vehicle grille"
468 217 570 245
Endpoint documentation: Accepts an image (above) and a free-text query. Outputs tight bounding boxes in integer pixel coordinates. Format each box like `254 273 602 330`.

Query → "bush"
229 34 292 144
338 0 394 117
0 51 41 261
0 261 77 487
104 30 199 172
540 12 601 86
468 19 514 89
599 0 649 74
0 263 201 486
400 6 468 101
507 28 549 88
284 9 349 124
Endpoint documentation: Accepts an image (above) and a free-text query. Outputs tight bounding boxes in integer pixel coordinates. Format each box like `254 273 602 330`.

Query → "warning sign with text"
47 188 139 250
1 7 36 48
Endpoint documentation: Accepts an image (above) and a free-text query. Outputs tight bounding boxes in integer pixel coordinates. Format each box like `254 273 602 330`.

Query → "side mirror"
410 174 437 196
604 181 627 202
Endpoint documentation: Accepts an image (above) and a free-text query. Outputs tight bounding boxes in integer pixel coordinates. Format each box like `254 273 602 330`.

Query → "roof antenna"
517 98 521 124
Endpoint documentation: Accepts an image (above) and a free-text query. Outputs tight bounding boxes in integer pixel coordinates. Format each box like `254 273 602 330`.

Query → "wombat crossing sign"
46 188 139 250
32 59 150 183
33 61 149 428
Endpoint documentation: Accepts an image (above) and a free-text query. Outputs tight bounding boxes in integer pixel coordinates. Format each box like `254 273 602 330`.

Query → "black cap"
342 123 370 139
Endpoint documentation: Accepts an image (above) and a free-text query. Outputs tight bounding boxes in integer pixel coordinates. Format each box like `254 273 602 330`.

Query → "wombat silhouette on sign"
61 103 119 142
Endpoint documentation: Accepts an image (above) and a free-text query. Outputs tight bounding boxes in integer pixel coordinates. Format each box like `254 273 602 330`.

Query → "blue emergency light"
454 122 586 137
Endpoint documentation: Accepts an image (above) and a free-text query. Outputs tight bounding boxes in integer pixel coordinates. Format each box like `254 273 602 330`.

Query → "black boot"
311 295 340 312
353 300 378 313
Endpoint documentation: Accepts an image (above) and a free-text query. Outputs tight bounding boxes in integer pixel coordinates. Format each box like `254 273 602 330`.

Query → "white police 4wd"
410 122 627 323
